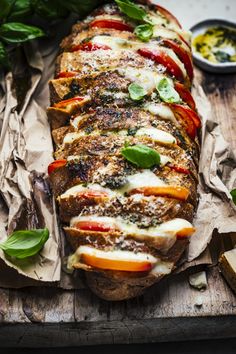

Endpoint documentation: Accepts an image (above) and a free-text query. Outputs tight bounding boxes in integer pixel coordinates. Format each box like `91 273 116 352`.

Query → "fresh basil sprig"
115 0 154 42
121 144 161 168
230 189 236 205
134 23 153 42
128 83 147 101
0 0 15 21
0 228 49 259
0 22 45 43
115 0 149 22
156 78 180 103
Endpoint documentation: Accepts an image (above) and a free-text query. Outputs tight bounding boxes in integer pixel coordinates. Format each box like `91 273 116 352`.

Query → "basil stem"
121 144 161 168
0 228 49 259
156 77 180 103
128 83 147 101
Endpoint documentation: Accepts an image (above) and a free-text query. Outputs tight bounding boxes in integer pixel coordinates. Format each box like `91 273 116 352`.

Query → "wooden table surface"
0 68 236 347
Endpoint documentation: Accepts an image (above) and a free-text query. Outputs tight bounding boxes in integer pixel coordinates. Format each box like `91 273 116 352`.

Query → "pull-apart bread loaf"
47 1 201 300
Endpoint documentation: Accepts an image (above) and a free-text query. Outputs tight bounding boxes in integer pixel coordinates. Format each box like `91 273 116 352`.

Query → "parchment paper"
0 18 235 288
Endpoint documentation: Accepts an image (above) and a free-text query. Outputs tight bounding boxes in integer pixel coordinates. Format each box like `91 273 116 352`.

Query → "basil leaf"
0 41 10 69
230 189 236 205
31 0 69 20
121 144 160 168
128 83 147 101
0 229 49 259
134 23 153 42
7 0 33 22
0 22 45 44
0 0 15 20
156 77 180 103
115 0 147 22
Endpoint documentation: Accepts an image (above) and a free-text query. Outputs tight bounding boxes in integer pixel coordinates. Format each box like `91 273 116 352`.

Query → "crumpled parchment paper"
0 17 235 288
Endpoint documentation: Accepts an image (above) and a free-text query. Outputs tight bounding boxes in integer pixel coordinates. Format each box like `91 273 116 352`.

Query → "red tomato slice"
168 165 190 175
75 221 116 232
54 96 85 109
138 48 184 82
77 190 109 200
169 104 197 139
156 5 182 28
90 19 133 32
129 186 189 201
48 159 67 175
171 104 201 128
174 82 196 110
80 253 153 272
162 39 193 81
56 71 78 79
70 42 111 52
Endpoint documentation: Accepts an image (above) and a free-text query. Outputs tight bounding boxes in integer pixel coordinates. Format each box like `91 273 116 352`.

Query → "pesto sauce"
193 26 236 64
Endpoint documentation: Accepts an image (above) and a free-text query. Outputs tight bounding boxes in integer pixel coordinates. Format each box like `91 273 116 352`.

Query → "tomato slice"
80 252 153 272
74 221 116 232
169 104 196 139
77 190 109 200
156 5 182 29
90 19 133 32
48 159 67 175
56 71 78 79
168 165 190 175
70 42 111 52
174 82 196 110
176 227 196 239
54 96 85 109
162 39 193 81
171 104 201 128
129 186 190 201
138 48 184 82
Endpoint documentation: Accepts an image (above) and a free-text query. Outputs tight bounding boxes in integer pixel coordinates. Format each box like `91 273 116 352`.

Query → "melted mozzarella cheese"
60 184 115 199
151 261 174 275
77 246 158 263
118 170 166 194
145 103 178 124
136 128 176 144
71 215 194 239
118 67 166 93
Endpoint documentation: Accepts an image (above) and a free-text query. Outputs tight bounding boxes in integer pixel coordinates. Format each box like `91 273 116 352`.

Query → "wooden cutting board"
0 69 236 348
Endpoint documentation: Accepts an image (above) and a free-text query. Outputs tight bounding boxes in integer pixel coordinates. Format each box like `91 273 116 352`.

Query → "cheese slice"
118 170 166 194
60 183 116 199
145 103 178 124
77 246 157 263
135 128 176 144
62 127 176 146
70 215 194 240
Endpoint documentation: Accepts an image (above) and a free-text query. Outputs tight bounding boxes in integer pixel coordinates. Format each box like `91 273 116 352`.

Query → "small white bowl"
190 19 236 74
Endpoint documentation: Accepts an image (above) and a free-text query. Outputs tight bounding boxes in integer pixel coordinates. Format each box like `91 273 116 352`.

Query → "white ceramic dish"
190 19 236 73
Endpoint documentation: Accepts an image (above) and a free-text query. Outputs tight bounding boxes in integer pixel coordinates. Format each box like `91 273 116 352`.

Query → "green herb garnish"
115 0 149 22
156 78 180 103
0 228 49 259
134 23 153 42
230 189 236 205
128 83 147 101
0 22 45 43
121 144 160 168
